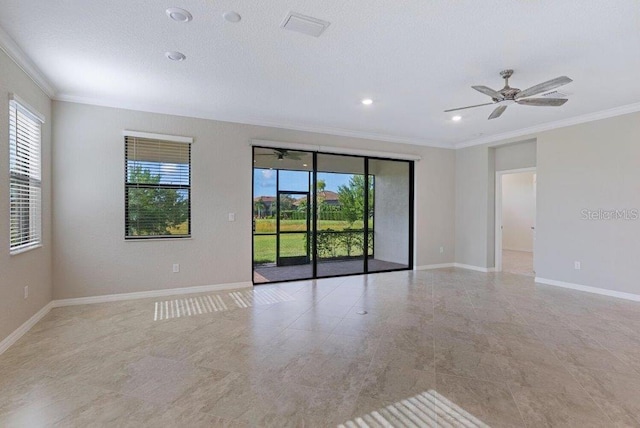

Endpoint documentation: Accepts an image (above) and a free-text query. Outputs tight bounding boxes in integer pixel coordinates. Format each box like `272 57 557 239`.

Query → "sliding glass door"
252 147 413 284
316 154 367 277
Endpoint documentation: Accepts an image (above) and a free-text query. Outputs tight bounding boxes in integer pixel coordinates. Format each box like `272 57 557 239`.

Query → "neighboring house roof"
253 196 276 203
293 191 340 206
255 191 340 206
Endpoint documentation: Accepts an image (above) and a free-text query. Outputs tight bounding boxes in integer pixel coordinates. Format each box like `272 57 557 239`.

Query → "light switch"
228 213 235 222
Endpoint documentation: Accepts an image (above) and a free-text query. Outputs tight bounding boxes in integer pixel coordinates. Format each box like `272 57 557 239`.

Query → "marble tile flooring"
502 250 534 277
1 268 640 427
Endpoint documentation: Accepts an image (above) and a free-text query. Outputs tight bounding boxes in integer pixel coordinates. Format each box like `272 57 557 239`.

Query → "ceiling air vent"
281 12 330 37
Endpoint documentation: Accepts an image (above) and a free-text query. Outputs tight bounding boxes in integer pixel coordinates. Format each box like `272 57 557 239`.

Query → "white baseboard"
0 281 252 355
454 263 496 273
0 302 54 355
414 263 455 270
535 277 640 302
415 263 495 273
53 281 252 307
503 248 533 253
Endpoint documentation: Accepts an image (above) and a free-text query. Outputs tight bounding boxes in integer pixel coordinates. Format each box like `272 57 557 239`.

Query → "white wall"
52 101 456 299
535 113 640 294
0 49 52 343
455 112 640 296
455 140 536 268
502 172 535 252
371 159 410 264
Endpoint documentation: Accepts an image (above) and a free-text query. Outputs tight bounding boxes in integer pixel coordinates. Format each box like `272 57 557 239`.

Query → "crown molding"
454 101 640 149
0 25 55 98
53 93 453 149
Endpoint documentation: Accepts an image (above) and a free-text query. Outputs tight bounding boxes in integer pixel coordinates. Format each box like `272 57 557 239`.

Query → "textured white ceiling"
1 0 639 147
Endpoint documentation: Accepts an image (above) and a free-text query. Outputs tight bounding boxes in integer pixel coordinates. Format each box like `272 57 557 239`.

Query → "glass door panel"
253 147 313 283
315 154 365 277
367 159 411 272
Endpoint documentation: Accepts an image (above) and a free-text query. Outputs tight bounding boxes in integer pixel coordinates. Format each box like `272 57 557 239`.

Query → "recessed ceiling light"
361 98 373 105
165 51 186 61
303 163 308 167
451 115 462 121
223 11 242 23
166 7 193 22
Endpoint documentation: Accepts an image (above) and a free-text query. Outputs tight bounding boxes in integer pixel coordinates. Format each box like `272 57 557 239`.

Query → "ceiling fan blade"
287 155 302 160
516 98 568 107
471 85 504 100
515 76 572 99
488 105 507 120
444 102 495 112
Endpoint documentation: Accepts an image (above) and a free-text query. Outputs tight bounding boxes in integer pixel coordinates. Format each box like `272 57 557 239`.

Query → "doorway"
495 168 536 276
252 146 414 284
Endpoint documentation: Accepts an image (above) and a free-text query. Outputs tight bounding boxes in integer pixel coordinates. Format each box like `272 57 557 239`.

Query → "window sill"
124 236 192 242
10 244 42 256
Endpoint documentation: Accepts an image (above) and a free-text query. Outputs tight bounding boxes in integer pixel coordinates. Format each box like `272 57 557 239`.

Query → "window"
125 135 191 238
9 98 43 253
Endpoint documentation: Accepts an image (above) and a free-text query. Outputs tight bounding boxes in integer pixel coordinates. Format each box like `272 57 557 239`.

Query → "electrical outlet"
574 261 581 270
173 263 180 273
24 286 28 299
439 246 444 254
228 213 235 222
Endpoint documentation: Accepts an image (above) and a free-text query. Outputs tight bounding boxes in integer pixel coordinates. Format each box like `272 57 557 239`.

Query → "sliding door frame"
251 146 414 285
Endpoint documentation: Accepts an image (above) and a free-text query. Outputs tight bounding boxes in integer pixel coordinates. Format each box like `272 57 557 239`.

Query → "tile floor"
1 268 640 427
502 250 534 277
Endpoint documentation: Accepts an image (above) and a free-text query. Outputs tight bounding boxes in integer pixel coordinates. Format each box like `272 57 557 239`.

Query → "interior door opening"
495 168 536 276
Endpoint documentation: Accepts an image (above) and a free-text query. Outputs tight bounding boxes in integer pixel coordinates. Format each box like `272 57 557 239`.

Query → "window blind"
9 100 42 253
125 136 191 238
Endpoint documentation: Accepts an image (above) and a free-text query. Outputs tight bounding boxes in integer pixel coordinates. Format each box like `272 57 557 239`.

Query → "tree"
337 175 374 226
254 197 267 218
127 165 189 236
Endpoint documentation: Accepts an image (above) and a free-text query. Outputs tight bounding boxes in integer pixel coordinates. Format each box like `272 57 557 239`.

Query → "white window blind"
125 136 191 238
9 100 42 253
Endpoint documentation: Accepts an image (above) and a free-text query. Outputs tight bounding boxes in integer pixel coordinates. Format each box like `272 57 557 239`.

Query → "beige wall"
0 49 52 343
52 101 456 299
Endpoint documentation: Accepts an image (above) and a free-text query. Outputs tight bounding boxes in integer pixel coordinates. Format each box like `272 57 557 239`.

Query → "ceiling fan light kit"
445 69 573 120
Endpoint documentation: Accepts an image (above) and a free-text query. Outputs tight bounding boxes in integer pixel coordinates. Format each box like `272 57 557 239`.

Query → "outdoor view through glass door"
253 146 413 284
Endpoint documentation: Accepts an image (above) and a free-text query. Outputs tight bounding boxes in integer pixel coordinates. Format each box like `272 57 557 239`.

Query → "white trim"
250 139 422 161
55 94 448 148
415 263 495 272
9 93 45 123
454 101 640 149
0 25 56 98
52 281 251 307
454 263 496 273
414 263 455 270
495 167 537 273
53 94 640 152
503 247 533 253
123 130 193 144
0 302 54 355
535 277 640 302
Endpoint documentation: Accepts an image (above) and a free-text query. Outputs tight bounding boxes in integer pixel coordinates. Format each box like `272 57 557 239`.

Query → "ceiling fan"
445 69 573 120
254 148 303 161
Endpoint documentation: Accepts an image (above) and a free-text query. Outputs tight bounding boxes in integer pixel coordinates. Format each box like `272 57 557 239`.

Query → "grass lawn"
255 219 371 233
254 219 374 264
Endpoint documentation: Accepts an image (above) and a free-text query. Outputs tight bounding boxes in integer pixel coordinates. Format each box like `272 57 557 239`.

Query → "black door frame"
252 146 415 284
276 190 311 266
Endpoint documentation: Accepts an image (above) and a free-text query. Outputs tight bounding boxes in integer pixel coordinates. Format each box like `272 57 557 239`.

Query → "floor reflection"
339 389 490 428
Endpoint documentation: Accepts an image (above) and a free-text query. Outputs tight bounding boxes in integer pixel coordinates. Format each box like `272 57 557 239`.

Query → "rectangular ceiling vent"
540 90 569 98
281 12 330 37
